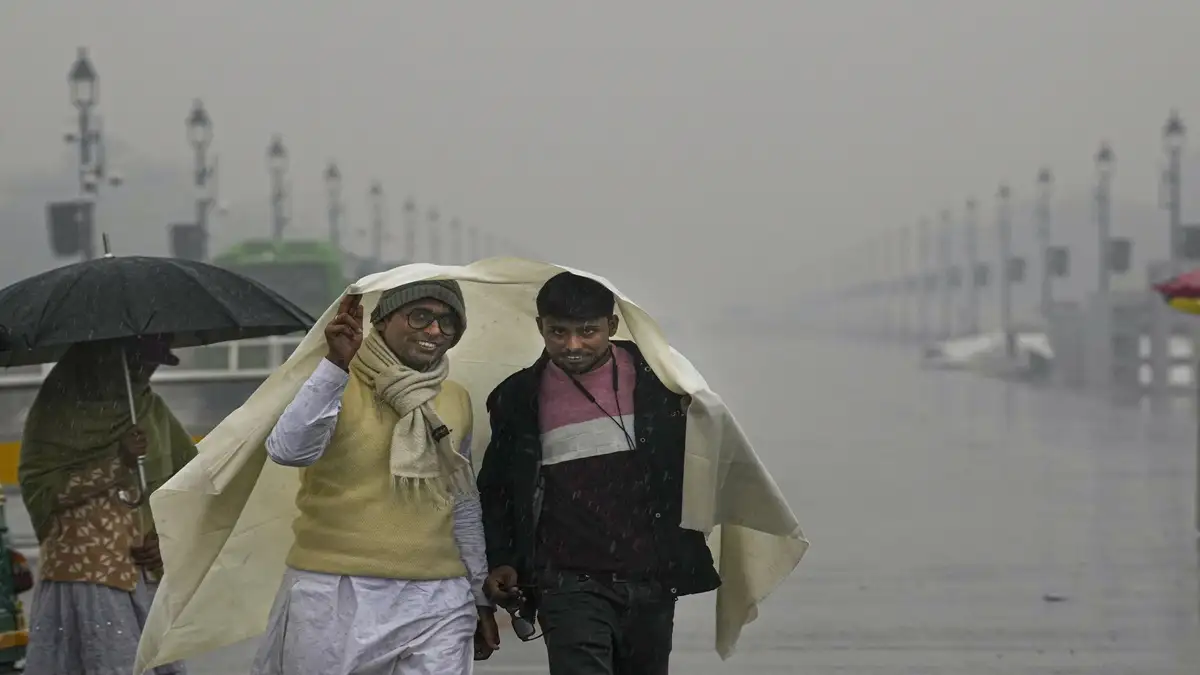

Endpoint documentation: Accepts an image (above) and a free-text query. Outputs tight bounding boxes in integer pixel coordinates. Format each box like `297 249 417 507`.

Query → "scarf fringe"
393 476 452 511
392 470 478 511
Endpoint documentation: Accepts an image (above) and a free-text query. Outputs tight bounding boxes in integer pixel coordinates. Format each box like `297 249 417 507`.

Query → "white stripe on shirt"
539 414 637 466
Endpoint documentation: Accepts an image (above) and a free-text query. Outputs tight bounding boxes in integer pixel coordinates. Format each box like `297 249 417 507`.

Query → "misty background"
3 3 1200 672
4 1 1200 326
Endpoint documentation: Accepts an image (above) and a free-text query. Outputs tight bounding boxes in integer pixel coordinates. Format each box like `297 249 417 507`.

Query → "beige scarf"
349 331 475 509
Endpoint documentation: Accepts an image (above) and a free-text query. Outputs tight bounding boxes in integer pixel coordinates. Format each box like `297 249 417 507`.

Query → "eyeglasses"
406 308 460 336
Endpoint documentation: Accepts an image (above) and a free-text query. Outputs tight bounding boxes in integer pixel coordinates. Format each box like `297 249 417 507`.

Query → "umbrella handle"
117 348 147 508
117 457 149 508
120 349 138 427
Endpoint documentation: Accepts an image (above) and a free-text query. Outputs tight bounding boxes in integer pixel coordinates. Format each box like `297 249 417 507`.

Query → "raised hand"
324 294 363 371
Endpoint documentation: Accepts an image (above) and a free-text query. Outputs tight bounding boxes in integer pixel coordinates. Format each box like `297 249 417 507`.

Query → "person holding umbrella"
0 247 314 673
19 335 197 675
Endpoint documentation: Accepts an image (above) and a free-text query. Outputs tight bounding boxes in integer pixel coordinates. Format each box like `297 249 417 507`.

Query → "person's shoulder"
488 369 523 396
441 379 472 406
615 341 680 396
486 361 541 411
438 379 474 428
613 341 655 377
147 389 182 419
613 339 641 355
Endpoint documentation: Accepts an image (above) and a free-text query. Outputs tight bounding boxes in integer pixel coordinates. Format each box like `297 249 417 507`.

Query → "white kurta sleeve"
452 433 491 607
265 358 349 467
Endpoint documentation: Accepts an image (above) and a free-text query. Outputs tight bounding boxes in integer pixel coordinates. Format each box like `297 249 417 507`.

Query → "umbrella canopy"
1152 267 1200 316
0 255 316 367
1153 267 1200 299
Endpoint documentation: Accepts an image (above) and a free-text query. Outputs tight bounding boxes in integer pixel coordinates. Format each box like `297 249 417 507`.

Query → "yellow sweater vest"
286 371 473 580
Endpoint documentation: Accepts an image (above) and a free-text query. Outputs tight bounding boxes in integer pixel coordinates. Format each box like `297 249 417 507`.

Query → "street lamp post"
997 183 1015 359
916 218 931 345
1175 112 1200 541
266 135 289 241
1094 143 1115 390
938 209 955 340
427 208 442 264
468 225 481 263
964 198 980 336
324 161 343 250
1165 111 1187 264
449 218 463 265
1151 112 1187 404
368 181 385 269
66 47 122 260
186 99 215 261
402 199 418 262
1095 144 1114 298
1035 167 1054 318
1170 113 1200 547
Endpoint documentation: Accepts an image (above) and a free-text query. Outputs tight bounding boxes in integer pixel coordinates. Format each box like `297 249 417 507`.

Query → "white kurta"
249 358 489 675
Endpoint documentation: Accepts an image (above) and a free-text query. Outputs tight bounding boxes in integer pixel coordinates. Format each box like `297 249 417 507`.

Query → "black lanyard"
565 350 637 452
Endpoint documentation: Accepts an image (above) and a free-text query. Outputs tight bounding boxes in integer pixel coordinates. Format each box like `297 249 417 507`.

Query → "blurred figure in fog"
19 336 196 675
479 272 721 675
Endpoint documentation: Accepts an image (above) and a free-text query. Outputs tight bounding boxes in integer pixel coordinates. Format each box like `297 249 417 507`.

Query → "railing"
0 335 305 391
1111 328 1196 396
1047 295 1199 398
1131 334 1195 392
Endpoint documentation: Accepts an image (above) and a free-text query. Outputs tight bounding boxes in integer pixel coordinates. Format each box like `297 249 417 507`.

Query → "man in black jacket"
479 271 720 675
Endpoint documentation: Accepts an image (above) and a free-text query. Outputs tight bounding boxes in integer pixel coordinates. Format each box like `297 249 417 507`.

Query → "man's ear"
535 317 544 333
608 315 619 337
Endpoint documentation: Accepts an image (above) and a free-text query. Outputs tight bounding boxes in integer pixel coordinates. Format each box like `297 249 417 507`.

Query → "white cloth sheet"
134 259 808 673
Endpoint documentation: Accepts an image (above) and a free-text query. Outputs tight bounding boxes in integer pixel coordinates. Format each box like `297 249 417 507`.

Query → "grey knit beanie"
370 279 467 341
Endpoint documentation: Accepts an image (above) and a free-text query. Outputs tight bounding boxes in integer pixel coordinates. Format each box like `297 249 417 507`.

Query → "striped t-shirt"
536 347 657 574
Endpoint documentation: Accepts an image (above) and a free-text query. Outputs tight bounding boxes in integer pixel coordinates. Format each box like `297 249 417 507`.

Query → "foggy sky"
3 0 1200 316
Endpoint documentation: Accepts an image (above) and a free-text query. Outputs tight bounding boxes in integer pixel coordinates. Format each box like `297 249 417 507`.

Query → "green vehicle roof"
213 239 351 316
213 238 344 266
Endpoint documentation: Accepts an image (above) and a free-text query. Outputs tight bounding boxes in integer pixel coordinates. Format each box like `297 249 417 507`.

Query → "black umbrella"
0 253 316 368
0 249 317 508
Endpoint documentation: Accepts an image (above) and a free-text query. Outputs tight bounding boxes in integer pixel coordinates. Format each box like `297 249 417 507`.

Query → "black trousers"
536 572 676 675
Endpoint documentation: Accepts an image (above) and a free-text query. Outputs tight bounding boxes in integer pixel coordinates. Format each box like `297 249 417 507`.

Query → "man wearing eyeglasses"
250 279 498 675
478 272 721 675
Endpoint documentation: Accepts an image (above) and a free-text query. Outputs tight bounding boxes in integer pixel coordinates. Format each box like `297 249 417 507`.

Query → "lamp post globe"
69 46 98 109
325 161 342 195
187 99 213 149
267 135 288 173
1096 142 1115 179
1164 110 1186 152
